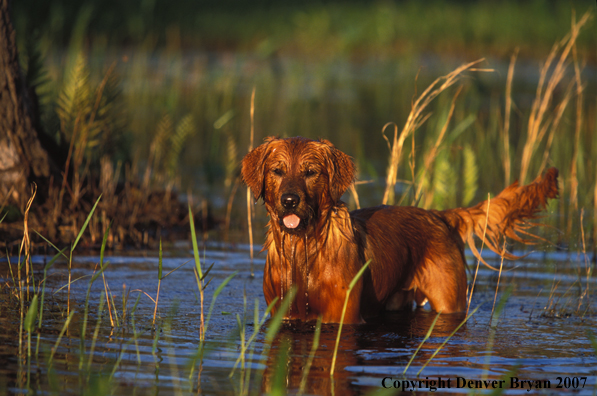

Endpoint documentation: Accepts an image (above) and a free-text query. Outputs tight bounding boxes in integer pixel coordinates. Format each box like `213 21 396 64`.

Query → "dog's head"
241 137 355 235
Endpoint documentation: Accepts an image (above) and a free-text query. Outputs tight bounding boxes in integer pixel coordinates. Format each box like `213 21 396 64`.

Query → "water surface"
1 245 595 395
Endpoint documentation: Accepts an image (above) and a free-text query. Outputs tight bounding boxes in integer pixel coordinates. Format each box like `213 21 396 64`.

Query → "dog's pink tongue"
283 214 300 229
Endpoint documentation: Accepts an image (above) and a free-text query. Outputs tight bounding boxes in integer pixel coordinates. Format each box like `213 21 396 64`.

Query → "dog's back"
352 205 468 315
352 167 559 315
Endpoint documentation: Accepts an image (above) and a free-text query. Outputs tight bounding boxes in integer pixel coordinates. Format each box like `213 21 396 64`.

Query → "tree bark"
0 0 52 208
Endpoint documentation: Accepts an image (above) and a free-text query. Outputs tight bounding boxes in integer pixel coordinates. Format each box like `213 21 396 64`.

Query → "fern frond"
87 65 124 160
462 144 479 206
167 114 195 178
56 51 91 137
432 153 456 208
24 36 51 95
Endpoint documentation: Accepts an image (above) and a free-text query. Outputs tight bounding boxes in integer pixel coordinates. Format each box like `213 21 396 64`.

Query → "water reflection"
1 250 596 395
260 309 469 394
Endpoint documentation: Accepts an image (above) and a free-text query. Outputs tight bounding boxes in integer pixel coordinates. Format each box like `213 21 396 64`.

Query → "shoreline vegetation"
1 2 595 253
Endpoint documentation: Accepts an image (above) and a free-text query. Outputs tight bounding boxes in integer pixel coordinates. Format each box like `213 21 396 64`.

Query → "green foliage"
56 52 92 138
24 295 39 335
152 114 173 171
13 1 594 58
462 144 479 206
168 114 195 178
270 338 290 396
8 0 594 242
431 152 457 209
55 52 128 167
23 35 52 108
150 113 196 183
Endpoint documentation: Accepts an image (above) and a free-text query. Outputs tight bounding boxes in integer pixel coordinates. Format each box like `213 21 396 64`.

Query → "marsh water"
1 243 596 395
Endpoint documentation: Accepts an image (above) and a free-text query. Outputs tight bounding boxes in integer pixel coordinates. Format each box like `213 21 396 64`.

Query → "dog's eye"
305 169 317 178
272 168 284 176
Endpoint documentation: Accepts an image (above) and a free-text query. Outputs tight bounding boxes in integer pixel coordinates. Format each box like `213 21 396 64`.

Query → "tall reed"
519 11 591 184
330 260 370 376
382 59 490 205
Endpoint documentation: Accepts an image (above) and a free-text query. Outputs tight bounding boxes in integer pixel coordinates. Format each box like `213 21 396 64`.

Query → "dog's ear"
321 140 356 202
241 138 274 200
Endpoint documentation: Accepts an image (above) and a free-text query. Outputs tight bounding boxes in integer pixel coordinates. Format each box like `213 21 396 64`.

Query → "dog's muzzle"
280 193 305 230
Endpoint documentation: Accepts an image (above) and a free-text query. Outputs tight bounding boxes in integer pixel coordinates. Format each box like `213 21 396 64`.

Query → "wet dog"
242 137 559 323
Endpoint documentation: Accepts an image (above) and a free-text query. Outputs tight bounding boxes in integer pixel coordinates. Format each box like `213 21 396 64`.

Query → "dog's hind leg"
385 290 414 311
415 255 467 313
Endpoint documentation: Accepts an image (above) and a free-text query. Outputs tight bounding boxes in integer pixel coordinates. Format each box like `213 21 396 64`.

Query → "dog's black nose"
281 193 300 209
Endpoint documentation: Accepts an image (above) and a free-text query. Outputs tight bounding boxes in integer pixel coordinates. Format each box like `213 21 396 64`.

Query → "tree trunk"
0 0 52 209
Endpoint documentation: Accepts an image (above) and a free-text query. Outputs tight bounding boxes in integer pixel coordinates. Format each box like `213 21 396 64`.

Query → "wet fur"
242 137 559 323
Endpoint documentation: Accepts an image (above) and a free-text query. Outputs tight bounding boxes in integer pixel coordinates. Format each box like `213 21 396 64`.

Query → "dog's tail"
433 167 559 266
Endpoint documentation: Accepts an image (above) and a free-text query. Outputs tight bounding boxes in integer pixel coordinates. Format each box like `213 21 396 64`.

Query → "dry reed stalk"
55 115 79 222
567 30 584 239
382 58 489 205
201 198 208 246
577 209 590 314
537 81 574 174
142 141 157 197
413 86 462 204
490 240 507 321
502 49 518 186
594 174 597 252
349 184 361 209
409 120 416 195
0 185 14 216
247 87 256 276
467 193 490 316
519 11 591 184
19 184 37 300
225 177 240 244
101 270 115 327
381 122 400 205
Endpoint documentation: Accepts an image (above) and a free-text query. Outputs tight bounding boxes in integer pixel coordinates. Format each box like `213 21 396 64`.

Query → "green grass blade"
229 297 279 377
161 258 192 280
298 316 322 396
71 194 102 252
53 274 92 294
265 287 296 344
490 285 513 328
489 364 521 396
38 247 68 330
48 310 76 365
87 291 105 371
417 304 482 376
201 262 216 282
158 239 163 279
90 261 110 284
35 231 69 260
24 294 39 334
331 259 371 376
204 271 238 335
270 338 290 396
483 286 514 381
189 204 203 279
100 220 112 269
403 310 442 375
45 247 68 272
586 331 597 355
